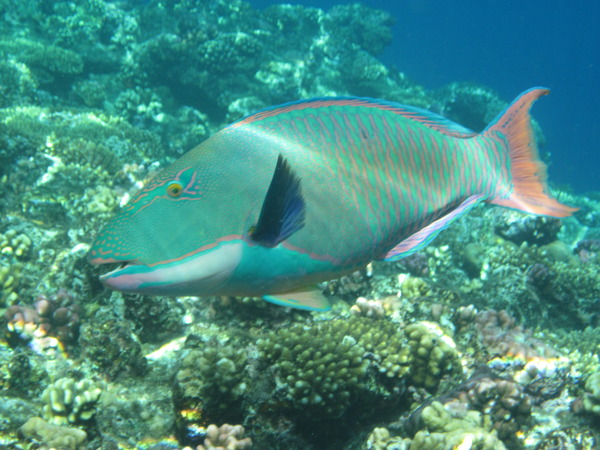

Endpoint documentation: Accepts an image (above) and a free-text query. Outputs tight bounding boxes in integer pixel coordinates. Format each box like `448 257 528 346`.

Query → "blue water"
251 0 600 193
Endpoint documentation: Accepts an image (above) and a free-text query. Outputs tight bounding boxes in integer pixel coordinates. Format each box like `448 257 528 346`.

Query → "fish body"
89 88 576 310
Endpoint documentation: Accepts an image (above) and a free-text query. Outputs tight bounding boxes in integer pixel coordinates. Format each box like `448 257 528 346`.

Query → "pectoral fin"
263 286 330 311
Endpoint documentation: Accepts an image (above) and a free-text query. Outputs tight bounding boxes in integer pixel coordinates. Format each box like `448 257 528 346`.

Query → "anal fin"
263 286 330 311
383 194 485 262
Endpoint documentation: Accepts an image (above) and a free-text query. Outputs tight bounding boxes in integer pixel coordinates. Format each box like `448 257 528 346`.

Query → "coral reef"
78 316 147 379
0 0 597 448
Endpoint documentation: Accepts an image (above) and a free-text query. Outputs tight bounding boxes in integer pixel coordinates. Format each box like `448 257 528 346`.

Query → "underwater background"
0 0 599 449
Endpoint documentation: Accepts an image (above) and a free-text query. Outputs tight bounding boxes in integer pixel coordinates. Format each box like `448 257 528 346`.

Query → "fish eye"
167 181 183 197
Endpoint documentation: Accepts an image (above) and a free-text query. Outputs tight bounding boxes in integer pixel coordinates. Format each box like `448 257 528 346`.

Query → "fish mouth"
97 260 138 279
94 242 244 296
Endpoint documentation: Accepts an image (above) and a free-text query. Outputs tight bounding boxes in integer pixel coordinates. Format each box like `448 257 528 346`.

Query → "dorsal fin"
229 97 476 138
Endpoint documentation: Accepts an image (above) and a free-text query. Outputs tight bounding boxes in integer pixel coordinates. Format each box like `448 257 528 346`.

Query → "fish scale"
89 88 576 311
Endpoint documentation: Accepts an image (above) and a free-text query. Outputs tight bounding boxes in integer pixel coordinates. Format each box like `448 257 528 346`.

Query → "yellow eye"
167 181 183 197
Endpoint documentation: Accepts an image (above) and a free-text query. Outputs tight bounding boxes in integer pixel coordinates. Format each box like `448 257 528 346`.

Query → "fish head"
88 142 251 296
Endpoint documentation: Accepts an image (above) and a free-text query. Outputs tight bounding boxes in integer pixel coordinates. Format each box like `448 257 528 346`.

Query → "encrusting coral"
19 416 87 450
411 400 507 450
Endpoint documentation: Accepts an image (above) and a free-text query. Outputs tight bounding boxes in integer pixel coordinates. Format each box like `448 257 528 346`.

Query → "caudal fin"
484 88 577 217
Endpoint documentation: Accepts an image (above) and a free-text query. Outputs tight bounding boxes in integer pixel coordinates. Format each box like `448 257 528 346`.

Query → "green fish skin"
89 88 576 311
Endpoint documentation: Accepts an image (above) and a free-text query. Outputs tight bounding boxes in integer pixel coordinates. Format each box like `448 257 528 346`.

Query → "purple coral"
495 214 562 245
526 263 554 295
474 309 557 360
406 368 532 444
399 252 429 277
5 288 81 345
575 239 600 263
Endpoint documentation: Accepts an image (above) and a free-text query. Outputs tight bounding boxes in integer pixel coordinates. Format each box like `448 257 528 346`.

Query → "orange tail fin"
484 88 577 217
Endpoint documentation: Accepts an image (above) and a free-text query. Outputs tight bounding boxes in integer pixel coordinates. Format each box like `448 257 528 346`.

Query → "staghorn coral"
19 416 87 450
41 377 102 425
196 423 252 450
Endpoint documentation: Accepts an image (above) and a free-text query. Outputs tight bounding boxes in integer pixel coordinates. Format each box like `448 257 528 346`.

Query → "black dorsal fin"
250 154 305 247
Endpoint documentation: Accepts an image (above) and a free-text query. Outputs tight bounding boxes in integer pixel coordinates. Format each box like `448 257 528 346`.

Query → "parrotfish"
89 88 576 311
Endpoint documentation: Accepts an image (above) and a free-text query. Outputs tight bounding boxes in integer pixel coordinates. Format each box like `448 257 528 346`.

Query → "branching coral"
196 423 252 450
41 377 102 425
404 321 462 389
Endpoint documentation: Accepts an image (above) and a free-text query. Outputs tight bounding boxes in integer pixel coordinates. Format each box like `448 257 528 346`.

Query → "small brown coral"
19 417 87 450
197 424 252 450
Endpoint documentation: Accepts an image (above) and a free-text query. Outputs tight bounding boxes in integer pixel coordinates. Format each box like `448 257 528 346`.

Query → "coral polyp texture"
0 0 598 448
